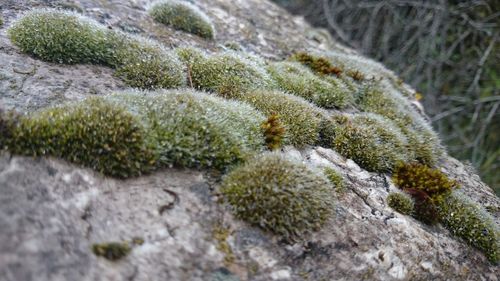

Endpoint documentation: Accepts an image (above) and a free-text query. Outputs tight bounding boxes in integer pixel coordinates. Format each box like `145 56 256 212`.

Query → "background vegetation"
273 0 499 194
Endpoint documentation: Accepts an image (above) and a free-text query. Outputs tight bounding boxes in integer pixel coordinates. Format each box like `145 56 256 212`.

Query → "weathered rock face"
0 1 498 281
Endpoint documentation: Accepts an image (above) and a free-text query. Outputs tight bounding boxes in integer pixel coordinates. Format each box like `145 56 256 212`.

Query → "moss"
185 51 274 98
92 242 131 261
0 15 3 27
220 152 334 239
8 9 112 64
8 97 158 178
110 34 186 89
106 90 265 171
356 86 443 166
437 191 499 263
267 61 352 109
237 90 323 147
392 162 458 225
290 52 342 76
0 108 18 150
9 9 186 90
346 70 365 81
321 113 411 172
213 224 235 266
387 192 414 215
392 162 458 203
148 0 215 39
261 113 286 150
323 167 345 192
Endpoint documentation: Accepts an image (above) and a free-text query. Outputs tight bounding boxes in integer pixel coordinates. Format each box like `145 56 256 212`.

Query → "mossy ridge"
105 90 265 170
8 98 158 178
319 49 398 82
8 8 112 64
220 152 334 239
8 9 186 89
236 90 323 147
182 50 274 98
356 85 443 166
437 191 499 263
148 0 215 39
267 61 353 109
108 33 186 89
387 192 415 215
321 113 411 172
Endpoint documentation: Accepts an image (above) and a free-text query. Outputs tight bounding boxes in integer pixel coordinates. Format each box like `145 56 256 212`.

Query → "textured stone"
0 0 498 280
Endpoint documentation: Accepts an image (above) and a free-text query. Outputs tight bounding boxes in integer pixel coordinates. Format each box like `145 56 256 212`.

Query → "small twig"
158 188 179 215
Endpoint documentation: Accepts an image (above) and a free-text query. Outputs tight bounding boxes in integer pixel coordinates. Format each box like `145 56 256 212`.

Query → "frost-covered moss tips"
106 90 266 170
3 89 268 176
109 34 186 89
8 9 111 64
8 9 186 90
185 51 274 98
220 152 334 239
267 61 352 109
149 0 215 39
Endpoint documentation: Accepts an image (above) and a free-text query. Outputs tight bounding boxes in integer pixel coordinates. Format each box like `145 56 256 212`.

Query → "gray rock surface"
0 0 498 280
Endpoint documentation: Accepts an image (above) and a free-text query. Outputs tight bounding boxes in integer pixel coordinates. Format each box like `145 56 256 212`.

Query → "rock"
0 0 498 280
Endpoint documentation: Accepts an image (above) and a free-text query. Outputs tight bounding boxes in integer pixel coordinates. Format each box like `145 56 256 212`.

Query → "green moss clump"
8 98 158 178
321 113 411 172
356 86 443 166
106 90 265 170
290 52 343 76
8 9 186 90
8 9 111 64
220 152 334 238
323 167 345 191
392 162 458 225
0 108 18 150
261 113 286 150
109 34 186 89
237 90 323 147
92 242 131 261
392 162 458 202
149 0 215 39
0 15 4 27
387 192 414 215
267 61 352 109
437 191 499 263
185 51 274 98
